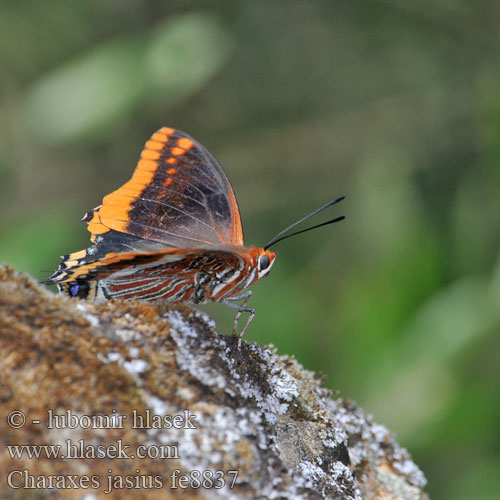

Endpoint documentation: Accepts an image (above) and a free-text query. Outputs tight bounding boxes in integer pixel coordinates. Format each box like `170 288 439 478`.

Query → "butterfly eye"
259 254 271 272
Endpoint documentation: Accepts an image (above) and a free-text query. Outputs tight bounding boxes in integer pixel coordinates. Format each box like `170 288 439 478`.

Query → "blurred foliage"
1 1 499 498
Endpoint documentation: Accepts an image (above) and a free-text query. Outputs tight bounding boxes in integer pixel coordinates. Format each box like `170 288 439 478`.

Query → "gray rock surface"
0 265 428 499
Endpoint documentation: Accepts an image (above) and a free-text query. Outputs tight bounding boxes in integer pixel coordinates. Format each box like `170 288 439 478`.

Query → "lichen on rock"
0 265 428 499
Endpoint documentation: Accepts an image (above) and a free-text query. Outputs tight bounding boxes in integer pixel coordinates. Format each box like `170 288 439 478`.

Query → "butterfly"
43 127 345 343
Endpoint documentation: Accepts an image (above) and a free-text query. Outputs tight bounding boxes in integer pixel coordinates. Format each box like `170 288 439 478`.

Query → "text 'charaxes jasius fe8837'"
43 127 345 342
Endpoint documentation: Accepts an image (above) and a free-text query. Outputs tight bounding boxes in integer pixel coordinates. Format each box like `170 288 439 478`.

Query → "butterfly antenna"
264 195 345 250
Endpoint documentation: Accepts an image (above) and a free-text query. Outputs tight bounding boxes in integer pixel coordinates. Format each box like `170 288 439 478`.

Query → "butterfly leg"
228 291 252 335
220 291 254 347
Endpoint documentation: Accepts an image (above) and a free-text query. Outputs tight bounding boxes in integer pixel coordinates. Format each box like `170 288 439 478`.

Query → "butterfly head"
253 248 277 279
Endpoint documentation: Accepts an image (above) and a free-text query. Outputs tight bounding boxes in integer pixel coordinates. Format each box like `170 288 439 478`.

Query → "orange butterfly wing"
84 127 243 248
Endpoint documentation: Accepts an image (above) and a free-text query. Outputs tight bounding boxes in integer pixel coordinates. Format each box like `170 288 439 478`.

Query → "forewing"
84 127 244 248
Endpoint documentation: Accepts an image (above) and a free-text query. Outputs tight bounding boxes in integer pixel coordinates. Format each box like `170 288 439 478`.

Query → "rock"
0 265 428 499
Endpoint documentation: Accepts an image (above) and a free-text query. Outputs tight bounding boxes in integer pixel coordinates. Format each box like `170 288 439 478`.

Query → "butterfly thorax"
191 246 276 304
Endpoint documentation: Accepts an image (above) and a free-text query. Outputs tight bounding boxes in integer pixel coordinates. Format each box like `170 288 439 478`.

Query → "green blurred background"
1 1 499 498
